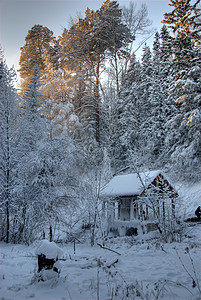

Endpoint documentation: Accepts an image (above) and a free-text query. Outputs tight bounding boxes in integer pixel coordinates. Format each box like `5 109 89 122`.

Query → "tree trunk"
6 201 9 243
49 200 53 242
78 63 82 118
114 51 119 95
6 118 10 243
91 201 98 247
95 61 100 143
19 205 27 242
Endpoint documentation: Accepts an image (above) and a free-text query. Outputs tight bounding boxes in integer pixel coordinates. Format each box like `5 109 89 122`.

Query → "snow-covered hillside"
176 182 201 219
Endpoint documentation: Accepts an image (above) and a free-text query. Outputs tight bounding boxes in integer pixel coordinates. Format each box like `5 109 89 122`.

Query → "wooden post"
130 200 134 220
49 225 52 242
134 202 138 219
118 199 121 220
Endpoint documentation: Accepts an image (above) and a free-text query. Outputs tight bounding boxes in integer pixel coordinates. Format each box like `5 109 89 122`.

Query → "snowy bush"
34 240 64 282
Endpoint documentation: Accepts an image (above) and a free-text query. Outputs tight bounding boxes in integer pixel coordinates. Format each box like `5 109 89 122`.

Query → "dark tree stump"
35 240 64 281
38 254 59 273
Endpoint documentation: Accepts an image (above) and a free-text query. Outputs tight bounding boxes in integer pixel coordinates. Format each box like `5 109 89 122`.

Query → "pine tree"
96 0 132 94
60 0 133 144
162 0 201 109
145 33 165 165
0 53 18 243
162 0 201 180
158 25 179 166
60 13 100 143
112 54 142 169
137 45 153 165
19 25 56 94
145 32 176 167
162 0 200 44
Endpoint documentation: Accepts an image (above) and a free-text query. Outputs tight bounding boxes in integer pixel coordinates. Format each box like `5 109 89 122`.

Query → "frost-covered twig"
175 248 195 282
188 251 201 294
97 243 121 256
175 248 201 296
167 280 194 296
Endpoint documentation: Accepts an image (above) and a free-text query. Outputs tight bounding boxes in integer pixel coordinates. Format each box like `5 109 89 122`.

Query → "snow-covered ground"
1 223 201 300
1 182 201 300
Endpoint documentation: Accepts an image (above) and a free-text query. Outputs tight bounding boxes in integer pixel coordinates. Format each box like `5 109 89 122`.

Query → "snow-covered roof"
100 170 162 197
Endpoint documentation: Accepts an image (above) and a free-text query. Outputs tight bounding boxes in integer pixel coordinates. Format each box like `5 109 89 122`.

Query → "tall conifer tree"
0 54 18 243
19 25 56 94
162 0 201 179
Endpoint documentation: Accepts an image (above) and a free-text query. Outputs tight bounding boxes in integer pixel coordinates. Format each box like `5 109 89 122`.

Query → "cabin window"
118 197 130 221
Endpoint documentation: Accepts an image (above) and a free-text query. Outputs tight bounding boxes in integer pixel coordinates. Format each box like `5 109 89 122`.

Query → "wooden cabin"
100 170 178 236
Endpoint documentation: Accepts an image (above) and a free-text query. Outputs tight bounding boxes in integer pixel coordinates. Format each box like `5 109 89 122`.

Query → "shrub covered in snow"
35 240 64 281
35 240 64 259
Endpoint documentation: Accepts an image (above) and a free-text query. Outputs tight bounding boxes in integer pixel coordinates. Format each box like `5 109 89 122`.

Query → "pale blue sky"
0 0 171 72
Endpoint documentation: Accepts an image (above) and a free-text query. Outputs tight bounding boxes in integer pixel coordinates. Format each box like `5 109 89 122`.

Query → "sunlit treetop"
162 0 201 43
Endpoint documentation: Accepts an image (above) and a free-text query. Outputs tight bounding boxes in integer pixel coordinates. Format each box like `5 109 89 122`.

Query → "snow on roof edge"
100 170 162 198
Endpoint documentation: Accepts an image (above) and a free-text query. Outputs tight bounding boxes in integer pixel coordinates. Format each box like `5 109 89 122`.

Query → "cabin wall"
107 220 158 237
